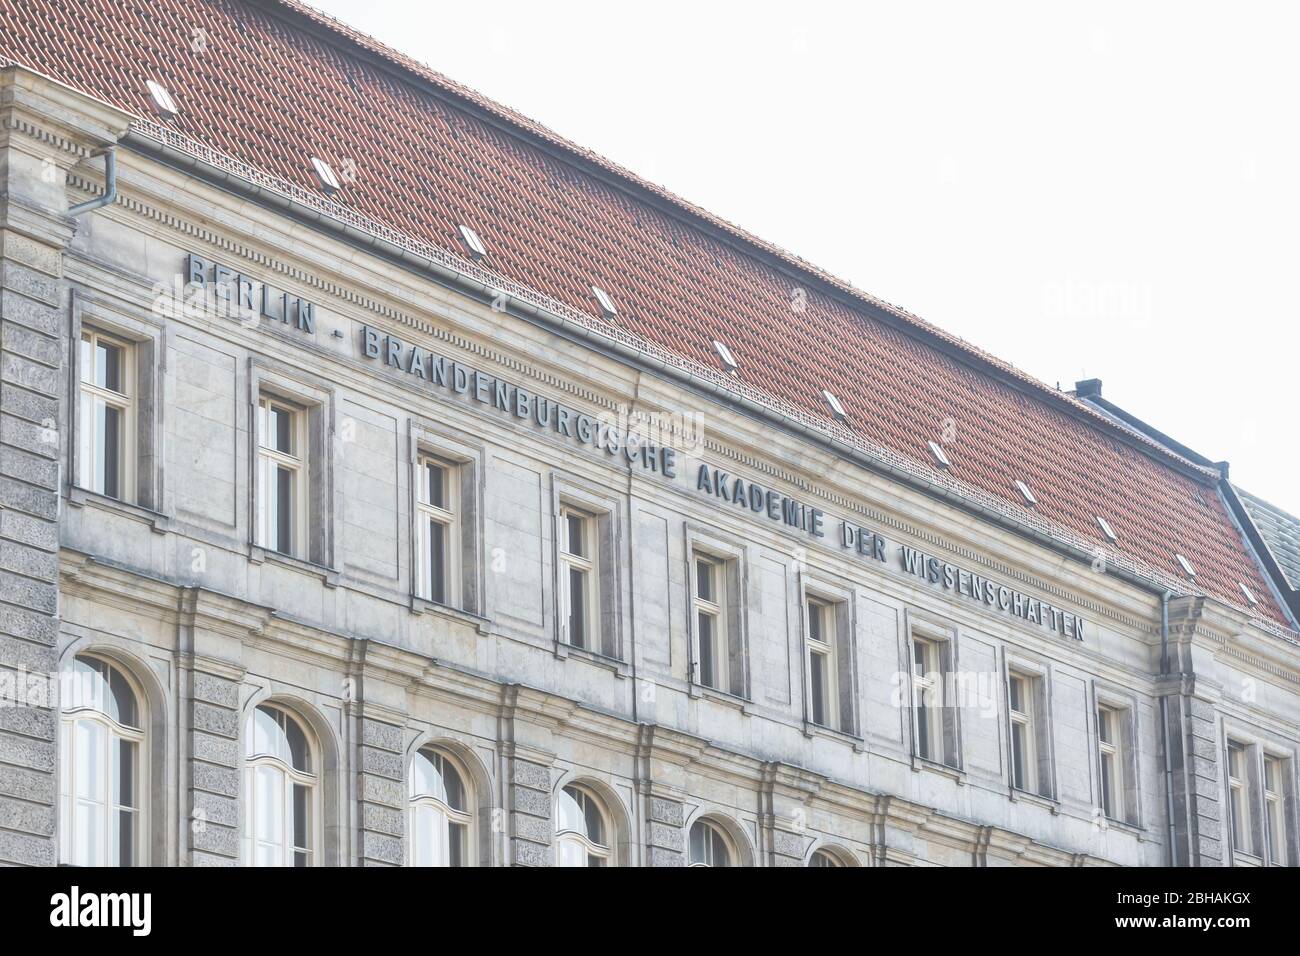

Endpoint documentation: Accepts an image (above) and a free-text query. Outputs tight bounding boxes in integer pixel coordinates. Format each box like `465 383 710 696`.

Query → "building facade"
1 0 1298 868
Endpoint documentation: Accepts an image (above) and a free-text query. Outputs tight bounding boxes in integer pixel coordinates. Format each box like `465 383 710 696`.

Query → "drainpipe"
68 147 117 216
1158 590 1178 866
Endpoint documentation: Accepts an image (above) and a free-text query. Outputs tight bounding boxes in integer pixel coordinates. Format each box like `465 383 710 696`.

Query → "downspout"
1158 590 1178 866
68 147 117 216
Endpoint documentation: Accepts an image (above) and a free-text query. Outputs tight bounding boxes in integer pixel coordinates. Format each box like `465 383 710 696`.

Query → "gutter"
1158 590 1178 866
68 147 117 216
119 129 1235 615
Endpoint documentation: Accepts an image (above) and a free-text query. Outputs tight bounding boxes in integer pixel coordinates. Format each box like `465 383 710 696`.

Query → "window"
1264 756 1288 866
555 785 611 867
409 749 471 867
256 396 307 557
559 506 598 652
694 554 729 692
688 819 731 867
78 329 135 501
1097 705 1124 820
244 705 316 867
809 849 841 867
1008 671 1051 798
911 631 957 767
416 456 457 605
1227 741 1252 855
806 598 836 729
59 656 144 866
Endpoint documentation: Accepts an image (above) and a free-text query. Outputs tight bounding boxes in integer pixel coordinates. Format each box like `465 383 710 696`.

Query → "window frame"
1263 753 1290 867
553 783 613 867
1091 683 1140 827
1004 657 1054 801
550 475 624 663
1227 739 1254 857
408 421 484 617
415 454 459 607
558 504 600 653
906 613 961 770
57 654 147 867
407 747 474 867
255 394 309 559
684 525 748 701
76 326 137 503
247 363 337 573
243 703 321 868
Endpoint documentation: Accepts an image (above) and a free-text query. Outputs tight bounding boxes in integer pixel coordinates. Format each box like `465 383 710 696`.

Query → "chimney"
1074 378 1103 400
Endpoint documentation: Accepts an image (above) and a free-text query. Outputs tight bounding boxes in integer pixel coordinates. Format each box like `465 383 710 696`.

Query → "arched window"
809 848 842 867
408 748 471 866
555 784 611 866
59 655 144 866
244 704 317 866
688 818 732 867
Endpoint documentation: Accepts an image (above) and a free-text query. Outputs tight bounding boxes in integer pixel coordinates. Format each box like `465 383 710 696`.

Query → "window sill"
689 683 752 712
1231 849 1264 867
803 721 866 752
557 643 630 678
68 485 172 534
911 755 966 784
1009 787 1060 814
249 544 340 587
411 595 490 634
1091 812 1145 838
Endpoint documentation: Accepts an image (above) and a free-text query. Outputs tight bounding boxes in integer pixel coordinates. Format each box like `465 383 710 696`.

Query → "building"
0 0 1297 867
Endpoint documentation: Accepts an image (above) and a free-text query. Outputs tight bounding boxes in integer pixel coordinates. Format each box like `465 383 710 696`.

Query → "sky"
310 0 1299 514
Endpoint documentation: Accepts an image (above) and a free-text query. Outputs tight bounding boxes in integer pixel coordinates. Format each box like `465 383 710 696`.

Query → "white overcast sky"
310 0 1298 514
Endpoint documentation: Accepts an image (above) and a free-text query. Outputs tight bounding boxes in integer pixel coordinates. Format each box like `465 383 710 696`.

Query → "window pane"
696 559 712 602
810 650 827 726
424 462 447 509
568 567 587 648
428 519 446 604
583 793 605 845
448 821 466 867
275 465 293 554
117 808 135 867
1011 723 1026 790
96 340 123 392
293 783 309 851
698 612 715 688
565 514 585 558
1098 708 1113 744
913 640 926 672
272 405 293 454
116 738 135 808
807 603 822 644
915 702 930 760
1100 752 1114 817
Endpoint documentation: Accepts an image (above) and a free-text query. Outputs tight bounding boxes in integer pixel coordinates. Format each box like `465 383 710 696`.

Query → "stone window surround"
1091 680 1142 830
548 471 625 669
904 607 965 777
550 769 633 867
406 418 485 619
246 358 339 580
682 804 755 867
798 567 862 744
684 522 750 703
1221 720 1297 867
66 288 168 528
1003 651 1058 804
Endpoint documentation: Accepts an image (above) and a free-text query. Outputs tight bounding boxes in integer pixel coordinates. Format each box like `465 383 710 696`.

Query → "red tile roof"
2 0 1291 631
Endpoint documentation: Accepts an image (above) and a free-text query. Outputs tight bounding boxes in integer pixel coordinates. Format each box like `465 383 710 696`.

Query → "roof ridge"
263 0 1217 481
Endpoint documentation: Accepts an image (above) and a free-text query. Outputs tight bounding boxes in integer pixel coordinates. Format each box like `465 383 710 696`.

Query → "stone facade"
1 66 1298 868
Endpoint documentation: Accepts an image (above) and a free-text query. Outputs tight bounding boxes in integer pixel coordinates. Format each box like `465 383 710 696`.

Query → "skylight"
458 224 487 260
591 285 617 319
146 79 178 118
713 339 738 372
1096 516 1118 543
1239 581 1258 606
1015 480 1037 506
822 390 847 421
311 157 342 194
928 441 950 469
1176 554 1197 579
